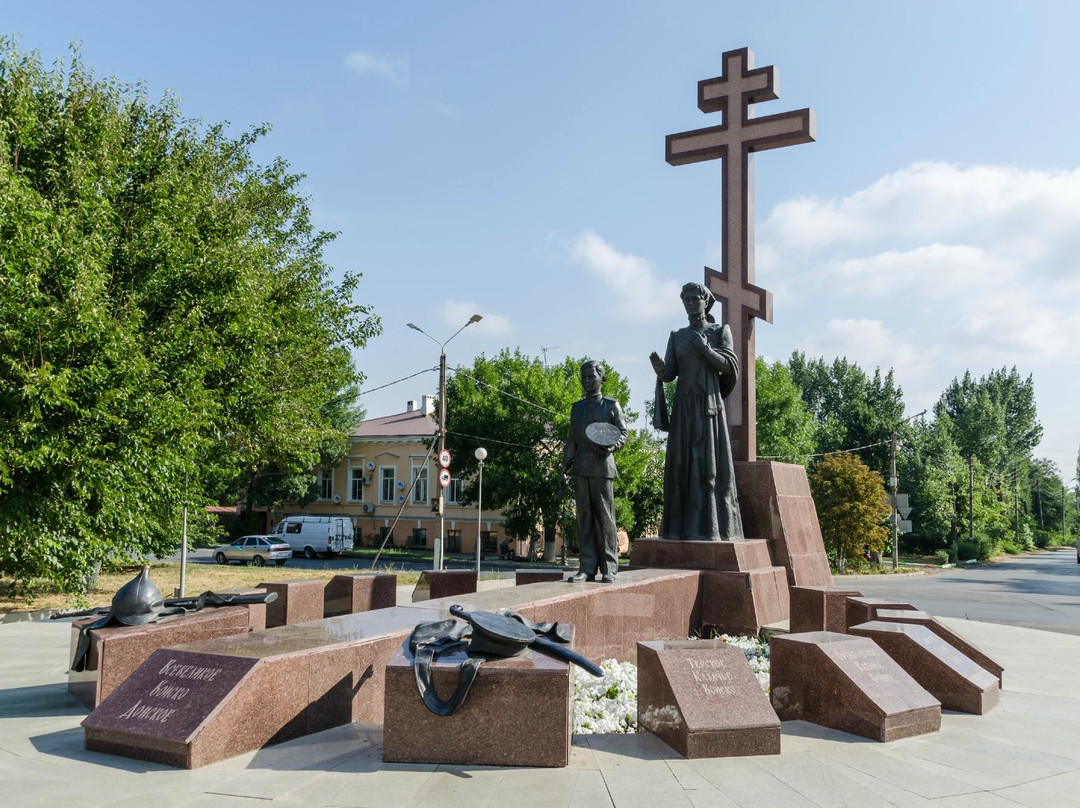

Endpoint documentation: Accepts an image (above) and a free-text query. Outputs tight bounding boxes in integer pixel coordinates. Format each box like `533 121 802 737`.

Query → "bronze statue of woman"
649 282 744 541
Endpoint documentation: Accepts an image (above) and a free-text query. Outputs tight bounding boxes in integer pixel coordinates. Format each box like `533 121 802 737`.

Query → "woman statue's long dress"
650 283 745 541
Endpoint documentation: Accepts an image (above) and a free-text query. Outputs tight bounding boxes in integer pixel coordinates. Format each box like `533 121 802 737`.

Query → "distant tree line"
757 353 1079 565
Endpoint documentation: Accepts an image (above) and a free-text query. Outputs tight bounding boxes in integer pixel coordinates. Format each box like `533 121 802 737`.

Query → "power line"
451 368 568 422
759 438 891 462
358 366 438 396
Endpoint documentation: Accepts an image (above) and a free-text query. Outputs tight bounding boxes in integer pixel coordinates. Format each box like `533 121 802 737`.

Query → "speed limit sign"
438 449 452 468
438 469 452 488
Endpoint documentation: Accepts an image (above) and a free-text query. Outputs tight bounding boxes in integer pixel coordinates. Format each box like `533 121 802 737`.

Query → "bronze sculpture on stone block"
650 283 744 541
560 360 628 582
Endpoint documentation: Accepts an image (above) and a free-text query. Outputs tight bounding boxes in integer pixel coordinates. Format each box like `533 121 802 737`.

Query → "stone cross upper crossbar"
666 47 815 462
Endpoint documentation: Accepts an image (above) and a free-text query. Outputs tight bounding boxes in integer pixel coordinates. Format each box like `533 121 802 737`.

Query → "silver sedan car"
213 535 291 567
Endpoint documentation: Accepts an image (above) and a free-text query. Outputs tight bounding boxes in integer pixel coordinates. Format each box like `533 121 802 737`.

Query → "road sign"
438 469 451 488
438 450 452 468
898 506 914 520
898 520 913 534
889 493 910 509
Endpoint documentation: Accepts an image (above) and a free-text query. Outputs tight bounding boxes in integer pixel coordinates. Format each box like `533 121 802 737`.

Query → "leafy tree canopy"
0 41 380 591
808 452 890 573
442 350 661 553
755 357 816 464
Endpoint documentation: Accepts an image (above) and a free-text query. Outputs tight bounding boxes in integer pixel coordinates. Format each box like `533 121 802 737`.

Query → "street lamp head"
468 314 483 325
474 447 488 462
407 323 421 331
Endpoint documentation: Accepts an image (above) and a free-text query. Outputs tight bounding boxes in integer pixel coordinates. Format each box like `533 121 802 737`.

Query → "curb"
1 607 64 624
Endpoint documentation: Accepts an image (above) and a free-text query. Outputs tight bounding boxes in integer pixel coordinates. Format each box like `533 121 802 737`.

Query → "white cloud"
439 301 511 336
570 231 681 320
818 243 1016 298
951 290 1080 362
344 50 409 86
763 162 1080 268
801 318 922 378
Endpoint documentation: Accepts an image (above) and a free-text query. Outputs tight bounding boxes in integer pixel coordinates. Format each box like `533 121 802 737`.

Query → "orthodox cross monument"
666 47 815 462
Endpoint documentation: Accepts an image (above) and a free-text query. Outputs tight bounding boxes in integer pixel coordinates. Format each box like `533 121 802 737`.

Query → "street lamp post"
408 314 482 570
474 447 487 574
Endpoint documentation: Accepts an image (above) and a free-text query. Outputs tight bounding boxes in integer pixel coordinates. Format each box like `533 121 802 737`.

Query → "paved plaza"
2 613 1080 807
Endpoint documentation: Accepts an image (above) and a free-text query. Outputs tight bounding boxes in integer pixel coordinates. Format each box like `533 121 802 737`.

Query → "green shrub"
1033 529 1052 549
932 549 950 565
1001 539 1020 555
956 541 978 561
1017 524 1036 552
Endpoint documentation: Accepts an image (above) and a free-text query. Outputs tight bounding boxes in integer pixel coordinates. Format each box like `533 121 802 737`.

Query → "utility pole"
890 431 899 570
1036 478 1044 529
889 410 925 570
968 453 975 545
408 314 483 570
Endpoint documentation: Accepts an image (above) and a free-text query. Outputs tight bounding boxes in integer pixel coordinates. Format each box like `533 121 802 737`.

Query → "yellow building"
272 396 505 554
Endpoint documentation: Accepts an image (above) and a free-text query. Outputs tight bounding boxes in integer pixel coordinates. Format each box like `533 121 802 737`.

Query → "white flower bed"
571 633 772 735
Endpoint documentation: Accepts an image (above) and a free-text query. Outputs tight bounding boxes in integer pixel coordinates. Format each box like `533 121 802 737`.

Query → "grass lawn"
0 561 422 614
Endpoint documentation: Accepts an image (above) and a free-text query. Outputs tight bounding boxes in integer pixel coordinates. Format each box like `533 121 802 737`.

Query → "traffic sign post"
438 469 451 489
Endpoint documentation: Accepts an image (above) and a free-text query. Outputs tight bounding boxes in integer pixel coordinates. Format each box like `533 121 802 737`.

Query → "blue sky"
8 2 1080 474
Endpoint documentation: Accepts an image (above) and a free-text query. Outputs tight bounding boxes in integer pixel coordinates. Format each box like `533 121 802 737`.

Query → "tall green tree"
755 357 816 464
0 41 380 590
443 350 659 554
808 452 890 573
786 352 904 473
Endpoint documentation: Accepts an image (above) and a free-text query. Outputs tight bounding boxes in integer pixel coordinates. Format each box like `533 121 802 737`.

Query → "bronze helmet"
110 566 166 625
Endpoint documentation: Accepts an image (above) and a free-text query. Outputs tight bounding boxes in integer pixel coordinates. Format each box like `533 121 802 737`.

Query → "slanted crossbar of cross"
666 47 815 462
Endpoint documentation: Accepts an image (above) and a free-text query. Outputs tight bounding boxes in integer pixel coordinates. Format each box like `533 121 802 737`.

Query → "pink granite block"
734 462 833 588
382 637 571 766
700 568 789 635
849 621 1000 714
629 539 774 571
323 574 397 618
259 579 326 628
875 609 1003 686
637 639 780 758
845 597 918 631
414 570 477 601
515 569 567 585
789 586 863 634
770 632 941 742
68 607 255 709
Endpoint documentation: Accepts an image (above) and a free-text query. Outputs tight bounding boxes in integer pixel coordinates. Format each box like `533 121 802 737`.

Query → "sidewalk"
2 617 1079 807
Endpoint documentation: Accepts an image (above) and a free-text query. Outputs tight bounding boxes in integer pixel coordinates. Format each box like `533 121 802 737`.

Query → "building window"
380 467 396 503
447 478 464 505
446 529 462 552
379 526 394 547
319 467 333 500
411 462 429 504
350 468 365 503
411 528 427 548
481 530 497 553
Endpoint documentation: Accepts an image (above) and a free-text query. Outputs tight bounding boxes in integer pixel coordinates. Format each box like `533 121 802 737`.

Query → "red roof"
350 408 437 439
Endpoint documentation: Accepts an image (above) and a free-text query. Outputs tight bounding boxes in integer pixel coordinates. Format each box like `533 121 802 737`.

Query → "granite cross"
666 47 815 462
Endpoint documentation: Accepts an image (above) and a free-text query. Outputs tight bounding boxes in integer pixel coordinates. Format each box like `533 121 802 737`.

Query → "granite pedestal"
68 604 262 710
81 568 702 767
874 608 1003 686
845 596 918 631
323 574 396 618
259 579 325 628
637 639 779 758
734 461 833 588
629 539 787 634
411 569 477 602
848 621 1000 714
382 634 573 767
770 631 941 741
789 586 862 634
515 569 567 586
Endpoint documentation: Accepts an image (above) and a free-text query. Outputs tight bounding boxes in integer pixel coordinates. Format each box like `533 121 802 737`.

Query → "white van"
271 515 354 559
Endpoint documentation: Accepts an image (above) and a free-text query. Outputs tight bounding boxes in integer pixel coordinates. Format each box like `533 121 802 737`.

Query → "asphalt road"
836 547 1080 635
177 547 559 575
